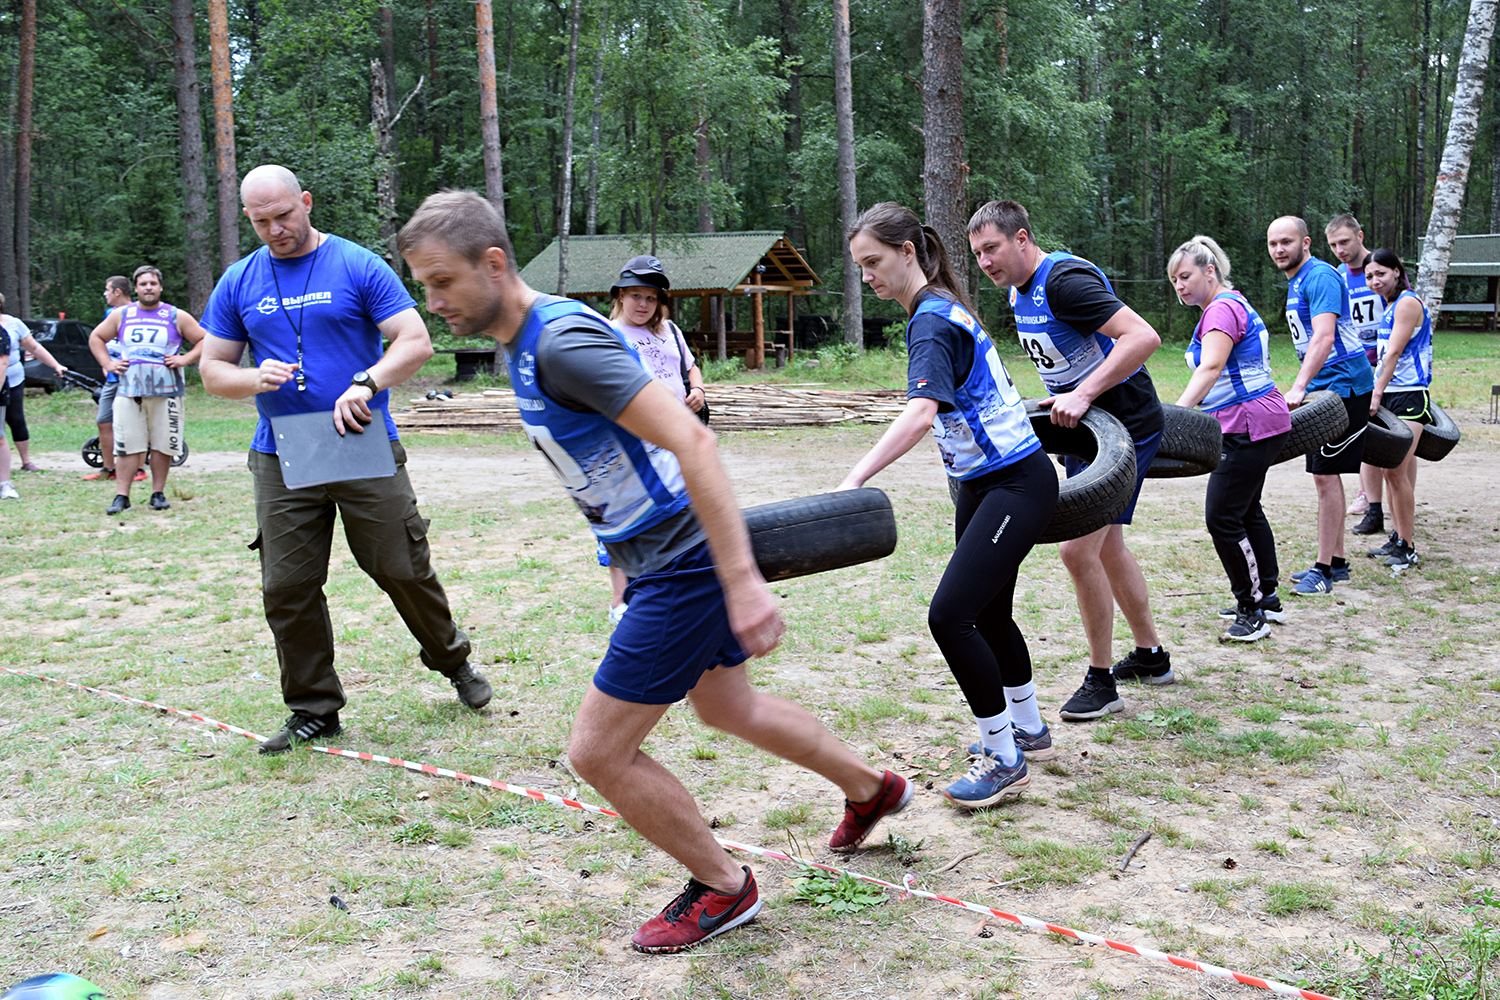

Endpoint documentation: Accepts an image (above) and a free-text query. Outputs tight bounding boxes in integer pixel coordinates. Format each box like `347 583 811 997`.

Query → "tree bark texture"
832 0 861 349
922 0 968 301
1490 29 1500 232
0 48 19 304
371 59 399 273
476 0 507 226
1414 0 1498 313
780 0 806 249
209 0 239 272
585 18 606 236
557 0 582 294
171 0 213 316
380 4 399 216
425 0 442 179
15 0 35 316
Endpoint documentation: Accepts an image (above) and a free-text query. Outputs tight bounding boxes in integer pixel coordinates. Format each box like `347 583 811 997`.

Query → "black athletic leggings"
929 446 1058 718
4 379 25 444
1204 430 1287 607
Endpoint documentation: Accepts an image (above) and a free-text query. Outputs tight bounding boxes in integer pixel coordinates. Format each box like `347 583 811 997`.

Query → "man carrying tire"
399 190 909 955
1267 216 1374 596
968 200 1173 722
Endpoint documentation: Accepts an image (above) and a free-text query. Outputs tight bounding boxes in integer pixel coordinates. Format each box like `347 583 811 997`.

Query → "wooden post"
786 292 796 363
714 293 726 361
751 273 765 369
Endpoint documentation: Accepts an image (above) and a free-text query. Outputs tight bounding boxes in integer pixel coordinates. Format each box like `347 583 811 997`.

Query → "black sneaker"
1351 510 1385 535
446 664 493 710
1367 531 1400 559
1381 541 1421 570
105 495 131 516
149 491 171 510
1110 650 1173 685
1222 608 1270 642
1218 594 1286 623
259 712 341 754
1059 674 1125 721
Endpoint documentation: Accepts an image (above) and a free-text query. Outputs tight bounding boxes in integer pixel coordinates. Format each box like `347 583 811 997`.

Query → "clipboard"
269 409 398 489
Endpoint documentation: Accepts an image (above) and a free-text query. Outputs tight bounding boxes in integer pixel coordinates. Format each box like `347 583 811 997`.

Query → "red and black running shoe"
630 865 761 954
828 769 913 852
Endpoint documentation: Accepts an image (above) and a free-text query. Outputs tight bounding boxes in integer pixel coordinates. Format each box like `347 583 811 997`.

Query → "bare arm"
1371 297 1423 412
1175 330 1234 409
20 333 66 374
165 312 207 368
332 307 434 434
1044 305 1160 428
199 333 298 400
613 379 783 658
684 363 706 413
1284 312 1336 408
838 396 939 489
89 313 125 374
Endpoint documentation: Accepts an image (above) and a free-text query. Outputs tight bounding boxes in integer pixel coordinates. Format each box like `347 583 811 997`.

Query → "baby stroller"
64 370 190 469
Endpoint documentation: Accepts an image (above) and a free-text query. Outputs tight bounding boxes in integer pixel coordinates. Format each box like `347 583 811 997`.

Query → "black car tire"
1147 403 1222 478
1413 402 1460 462
744 487 898 581
1271 390 1348 465
1360 407 1414 469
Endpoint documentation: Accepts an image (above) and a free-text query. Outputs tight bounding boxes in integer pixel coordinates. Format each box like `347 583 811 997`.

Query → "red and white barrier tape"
2 665 1338 1000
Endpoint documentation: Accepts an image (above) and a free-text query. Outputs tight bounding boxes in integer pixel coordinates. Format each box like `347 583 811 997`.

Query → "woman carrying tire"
838 203 1057 809
1168 236 1291 641
1362 248 1432 570
599 255 708 623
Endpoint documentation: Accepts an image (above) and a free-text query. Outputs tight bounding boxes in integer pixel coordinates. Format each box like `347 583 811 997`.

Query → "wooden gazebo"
1416 233 1500 329
518 232 820 368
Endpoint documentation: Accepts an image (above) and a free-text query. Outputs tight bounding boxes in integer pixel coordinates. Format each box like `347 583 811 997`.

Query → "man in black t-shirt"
968 199 1174 722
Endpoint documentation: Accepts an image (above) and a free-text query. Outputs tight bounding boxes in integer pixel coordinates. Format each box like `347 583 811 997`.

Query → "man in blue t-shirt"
1267 216 1375 596
1325 213 1387 536
199 164 492 754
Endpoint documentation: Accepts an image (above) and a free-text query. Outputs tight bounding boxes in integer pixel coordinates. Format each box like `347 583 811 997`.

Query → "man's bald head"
1270 215 1309 241
240 164 302 205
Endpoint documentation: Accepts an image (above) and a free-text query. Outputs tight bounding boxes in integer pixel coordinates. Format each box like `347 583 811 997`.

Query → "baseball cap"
611 255 670 295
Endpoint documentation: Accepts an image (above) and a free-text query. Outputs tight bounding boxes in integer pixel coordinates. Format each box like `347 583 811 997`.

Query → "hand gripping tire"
1271 390 1346 465
1360 407 1414 469
1413 402 1460 462
743 488 898 581
1147 403 1222 478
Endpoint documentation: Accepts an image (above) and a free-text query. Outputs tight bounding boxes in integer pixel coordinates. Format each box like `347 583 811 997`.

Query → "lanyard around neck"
268 233 323 391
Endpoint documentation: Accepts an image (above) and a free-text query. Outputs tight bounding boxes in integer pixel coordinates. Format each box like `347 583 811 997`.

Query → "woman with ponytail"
838 202 1057 810
1168 235 1291 642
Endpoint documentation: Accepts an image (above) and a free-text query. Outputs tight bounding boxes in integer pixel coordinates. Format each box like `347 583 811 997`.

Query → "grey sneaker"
259 712 341 754
968 722 1057 762
1367 531 1400 559
1218 594 1286 623
1381 541 1421 570
1059 674 1125 721
1222 608 1271 642
446 664 493 710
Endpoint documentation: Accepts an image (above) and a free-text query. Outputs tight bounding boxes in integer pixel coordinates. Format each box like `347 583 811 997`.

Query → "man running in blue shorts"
399 190 910 955
1268 216 1375 595
968 200 1172 723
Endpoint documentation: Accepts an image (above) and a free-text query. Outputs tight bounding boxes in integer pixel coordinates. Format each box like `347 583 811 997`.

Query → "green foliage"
1352 891 1500 999
790 865 886 914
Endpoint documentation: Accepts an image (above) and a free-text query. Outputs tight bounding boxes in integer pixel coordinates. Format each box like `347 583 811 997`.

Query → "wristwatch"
351 371 379 395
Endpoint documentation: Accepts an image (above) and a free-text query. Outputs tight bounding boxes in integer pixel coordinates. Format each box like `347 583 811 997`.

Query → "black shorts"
1384 388 1433 424
1306 390 1371 475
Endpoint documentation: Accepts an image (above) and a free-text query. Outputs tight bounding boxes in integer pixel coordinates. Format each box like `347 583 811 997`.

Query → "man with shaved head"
1267 215 1374 596
199 164 492 753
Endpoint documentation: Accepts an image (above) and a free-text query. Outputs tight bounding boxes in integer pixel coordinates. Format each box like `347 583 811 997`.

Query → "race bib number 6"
1284 309 1310 350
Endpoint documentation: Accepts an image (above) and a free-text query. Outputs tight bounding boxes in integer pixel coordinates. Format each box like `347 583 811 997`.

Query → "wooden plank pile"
395 383 908 433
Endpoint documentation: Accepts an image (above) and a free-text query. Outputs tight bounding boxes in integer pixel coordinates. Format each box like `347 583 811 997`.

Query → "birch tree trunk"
1490 30 1499 232
832 0 861 349
15 0 34 316
476 0 507 226
557 0 582 295
1414 0 1498 312
209 0 239 272
922 0 968 301
171 0 213 316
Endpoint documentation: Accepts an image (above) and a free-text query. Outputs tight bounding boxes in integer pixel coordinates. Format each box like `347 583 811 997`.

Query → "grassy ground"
1 333 1497 998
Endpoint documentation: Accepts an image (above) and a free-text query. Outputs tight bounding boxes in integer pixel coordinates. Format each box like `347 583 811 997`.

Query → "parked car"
19 318 105 389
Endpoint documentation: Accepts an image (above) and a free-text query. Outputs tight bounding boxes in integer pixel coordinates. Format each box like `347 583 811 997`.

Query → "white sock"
975 710 1019 764
1003 683 1043 734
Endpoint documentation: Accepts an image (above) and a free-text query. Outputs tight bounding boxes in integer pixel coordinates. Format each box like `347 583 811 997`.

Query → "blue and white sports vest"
1007 252 1139 393
1284 258 1364 365
1186 292 1278 413
1338 262 1384 348
116 302 185 397
909 296 1041 480
507 296 692 543
1376 290 1433 389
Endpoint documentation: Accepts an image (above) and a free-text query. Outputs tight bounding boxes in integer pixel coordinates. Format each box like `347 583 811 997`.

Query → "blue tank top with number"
1376 290 1433 388
1186 291 1278 412
910 295 1041 479
508 296 691 543
1338 262 1384 349
1284 257 1365 365
116 302 185 397
1008 251 1140 393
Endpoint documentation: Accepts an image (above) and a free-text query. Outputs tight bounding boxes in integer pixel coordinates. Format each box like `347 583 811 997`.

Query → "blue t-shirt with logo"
200 235 415 453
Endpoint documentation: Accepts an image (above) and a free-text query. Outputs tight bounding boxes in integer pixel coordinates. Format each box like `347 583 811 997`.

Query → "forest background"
0 0 1497 342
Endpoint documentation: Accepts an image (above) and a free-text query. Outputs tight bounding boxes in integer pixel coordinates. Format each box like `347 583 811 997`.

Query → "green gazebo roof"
1416 233 1500 276
518 232 819 297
